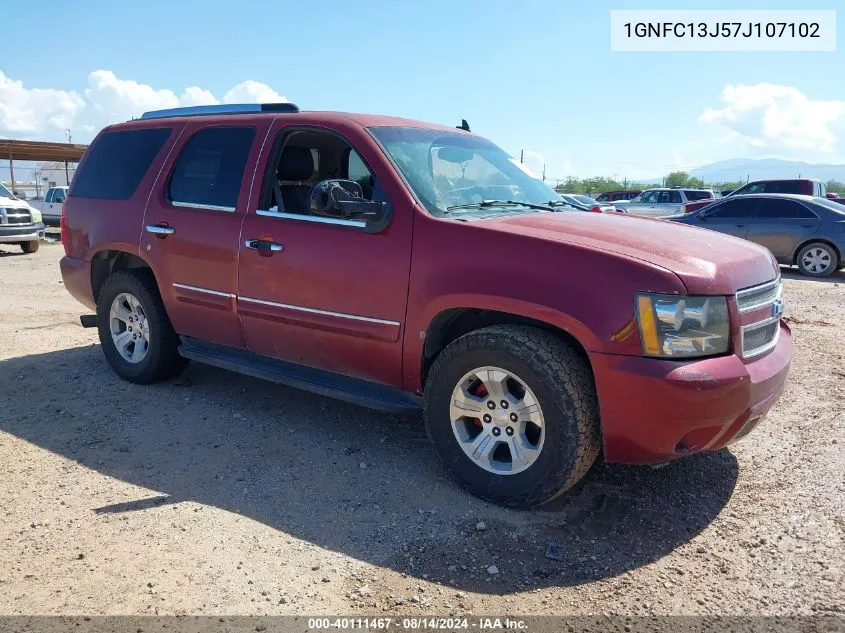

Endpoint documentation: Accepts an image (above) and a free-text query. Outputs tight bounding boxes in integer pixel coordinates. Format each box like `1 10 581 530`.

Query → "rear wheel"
96 270 188 383
20 240 39 254
796 242 838 277
423 325 600 508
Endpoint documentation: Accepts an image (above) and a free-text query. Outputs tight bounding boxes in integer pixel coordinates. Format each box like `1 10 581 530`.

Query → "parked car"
59 103 792 508
595 190 642 203
557 193 618 213
621 188 717 216
0 183 45 253
681 179 827 215
28 186 68 225
667 194 844 277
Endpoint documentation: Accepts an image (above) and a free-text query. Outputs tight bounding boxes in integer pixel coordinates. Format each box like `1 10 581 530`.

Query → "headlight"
635 293 730 358
30 208 42 223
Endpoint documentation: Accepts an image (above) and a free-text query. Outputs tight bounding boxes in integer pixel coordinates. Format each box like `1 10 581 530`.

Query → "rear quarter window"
70 128 172 200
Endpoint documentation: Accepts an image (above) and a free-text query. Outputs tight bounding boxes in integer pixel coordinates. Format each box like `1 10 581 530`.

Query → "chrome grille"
742 319 780 357
736 278 781 312
0 208 32 225
737 278 783 358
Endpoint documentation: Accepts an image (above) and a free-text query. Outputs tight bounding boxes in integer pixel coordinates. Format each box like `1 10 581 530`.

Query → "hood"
484 212 779 295
0 195 32 210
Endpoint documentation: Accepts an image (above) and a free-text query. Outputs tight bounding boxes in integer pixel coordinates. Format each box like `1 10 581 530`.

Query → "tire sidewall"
797 243 837 277
425 342 583 505
97 274 163 382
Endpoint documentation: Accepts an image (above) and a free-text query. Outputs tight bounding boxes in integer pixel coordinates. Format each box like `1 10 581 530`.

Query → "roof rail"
139 102 300 120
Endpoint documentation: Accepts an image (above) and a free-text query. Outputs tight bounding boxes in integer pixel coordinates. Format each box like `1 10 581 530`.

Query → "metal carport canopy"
1 139 88 163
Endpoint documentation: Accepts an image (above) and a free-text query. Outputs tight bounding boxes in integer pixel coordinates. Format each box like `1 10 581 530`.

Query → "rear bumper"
60 255 96 311
0 223 45 243
593 322 792 464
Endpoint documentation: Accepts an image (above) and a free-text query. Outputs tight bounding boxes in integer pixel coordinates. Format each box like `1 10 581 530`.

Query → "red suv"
60 104 792 508
681 179 826 214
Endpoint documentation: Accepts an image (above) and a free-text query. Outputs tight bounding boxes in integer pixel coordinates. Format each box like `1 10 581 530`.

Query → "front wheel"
96 270 188 384
20 240 39 254
423 325 601 509
796 242 838 277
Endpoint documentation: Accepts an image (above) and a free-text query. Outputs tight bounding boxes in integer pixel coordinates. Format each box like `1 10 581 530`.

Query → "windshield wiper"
446 200 554 212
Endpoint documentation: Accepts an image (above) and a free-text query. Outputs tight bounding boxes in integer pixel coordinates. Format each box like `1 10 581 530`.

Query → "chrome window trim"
740 314 782 359
238 295 399 326
255 208 366 228
736 278 782 313
172 283 235 298
171 201 236 213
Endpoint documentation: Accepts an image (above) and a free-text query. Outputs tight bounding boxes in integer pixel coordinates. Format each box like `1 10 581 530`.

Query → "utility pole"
542 163 546 182
65 129 72 143
520 150 524 164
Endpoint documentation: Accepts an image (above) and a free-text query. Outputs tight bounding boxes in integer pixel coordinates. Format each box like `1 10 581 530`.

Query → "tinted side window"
684 190 712 201
762 180 800 194
168 126 255 209
756 199 817 219
45 188 55 203
707 199 757 218
596 194 609 202
71 128 172 200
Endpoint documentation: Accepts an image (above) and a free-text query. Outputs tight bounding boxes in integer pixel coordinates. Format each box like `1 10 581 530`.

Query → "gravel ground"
0 242 842 616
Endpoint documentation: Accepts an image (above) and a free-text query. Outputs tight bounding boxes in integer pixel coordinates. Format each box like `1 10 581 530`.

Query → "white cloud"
0 69 287 142
700 83 845 155
223 80 286 104
0 71 85 136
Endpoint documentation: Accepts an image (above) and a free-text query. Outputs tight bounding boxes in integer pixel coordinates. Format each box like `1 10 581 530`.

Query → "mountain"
687 159 845 184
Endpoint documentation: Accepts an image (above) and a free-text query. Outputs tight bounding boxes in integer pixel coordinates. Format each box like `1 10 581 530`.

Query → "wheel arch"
91 249 158 304
421 307 594 389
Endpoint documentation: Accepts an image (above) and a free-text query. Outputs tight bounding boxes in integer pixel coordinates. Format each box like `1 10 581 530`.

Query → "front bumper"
593 321 792 464
0 223 45 243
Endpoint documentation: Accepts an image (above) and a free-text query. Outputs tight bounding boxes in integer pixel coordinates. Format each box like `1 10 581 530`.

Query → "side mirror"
309 180 389 229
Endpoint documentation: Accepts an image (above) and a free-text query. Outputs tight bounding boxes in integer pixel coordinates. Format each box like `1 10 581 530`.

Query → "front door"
236 123 413 387
697 197 759 239
141 120 270 349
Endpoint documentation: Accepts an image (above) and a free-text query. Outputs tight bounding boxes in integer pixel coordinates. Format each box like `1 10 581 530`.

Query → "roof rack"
139 102 300 120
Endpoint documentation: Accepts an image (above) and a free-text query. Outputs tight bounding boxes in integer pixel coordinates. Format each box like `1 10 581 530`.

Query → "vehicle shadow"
0 344 738 593
780 265 845 284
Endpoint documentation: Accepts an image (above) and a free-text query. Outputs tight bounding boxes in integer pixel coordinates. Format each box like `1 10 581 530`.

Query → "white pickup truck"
0 183 45 254
27 186 68 224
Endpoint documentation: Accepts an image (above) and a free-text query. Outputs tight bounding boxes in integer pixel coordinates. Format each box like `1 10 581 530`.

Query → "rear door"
141 120 271 349
745 198 821 261
699 198 759 239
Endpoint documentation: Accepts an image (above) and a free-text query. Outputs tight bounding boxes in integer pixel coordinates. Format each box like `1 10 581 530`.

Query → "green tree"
825 180 845 194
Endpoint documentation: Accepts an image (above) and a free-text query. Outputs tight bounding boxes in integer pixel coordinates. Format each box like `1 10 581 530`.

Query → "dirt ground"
0 241 842 617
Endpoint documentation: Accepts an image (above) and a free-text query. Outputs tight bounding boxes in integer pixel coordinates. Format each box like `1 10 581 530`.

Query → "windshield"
0 183 15 199
369 127 560 216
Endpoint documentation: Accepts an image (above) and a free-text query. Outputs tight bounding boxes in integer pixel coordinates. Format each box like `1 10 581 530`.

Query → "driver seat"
277 146 314 213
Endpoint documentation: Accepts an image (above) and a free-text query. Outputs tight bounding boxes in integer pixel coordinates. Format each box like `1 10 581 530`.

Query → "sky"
2 0 844 182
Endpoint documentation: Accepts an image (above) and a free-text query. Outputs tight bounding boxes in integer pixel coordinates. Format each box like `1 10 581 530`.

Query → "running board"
178 337 422 415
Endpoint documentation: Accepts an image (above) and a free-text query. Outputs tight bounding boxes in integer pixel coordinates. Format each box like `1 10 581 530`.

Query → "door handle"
735 222 745 227
145 224 175 236
244 239 284 253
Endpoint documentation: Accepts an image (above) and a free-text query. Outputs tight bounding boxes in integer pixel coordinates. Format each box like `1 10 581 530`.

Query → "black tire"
20 240 39 254
96 269 188 384
796 242 839 277
423 325 601 509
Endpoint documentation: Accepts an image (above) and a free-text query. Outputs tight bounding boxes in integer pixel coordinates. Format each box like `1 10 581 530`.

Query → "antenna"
457 119 471 132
